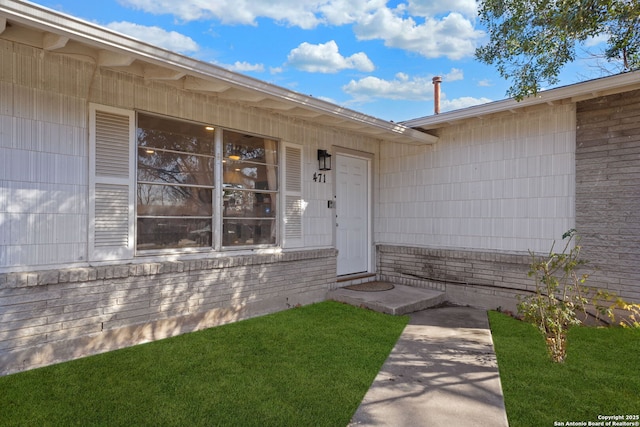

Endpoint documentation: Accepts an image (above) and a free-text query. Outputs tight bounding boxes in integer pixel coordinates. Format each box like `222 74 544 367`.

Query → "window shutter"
89 104 135 261
282 143 304 248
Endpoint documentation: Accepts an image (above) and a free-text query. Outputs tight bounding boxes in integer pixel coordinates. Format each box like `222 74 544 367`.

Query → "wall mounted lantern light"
317 149 332 171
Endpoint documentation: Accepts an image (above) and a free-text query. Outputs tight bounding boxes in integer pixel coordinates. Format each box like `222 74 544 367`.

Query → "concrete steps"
327 282 446 315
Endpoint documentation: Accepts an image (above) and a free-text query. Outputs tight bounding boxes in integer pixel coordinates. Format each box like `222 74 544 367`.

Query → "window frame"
133 111 281 254
221 131 279 249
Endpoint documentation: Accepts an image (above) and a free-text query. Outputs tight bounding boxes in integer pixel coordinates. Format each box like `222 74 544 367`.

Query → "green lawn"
489 311 640 427
0 301 408 427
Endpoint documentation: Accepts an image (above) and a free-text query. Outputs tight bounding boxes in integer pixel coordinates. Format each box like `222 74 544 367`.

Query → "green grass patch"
489 311 640 427
0 301 408 427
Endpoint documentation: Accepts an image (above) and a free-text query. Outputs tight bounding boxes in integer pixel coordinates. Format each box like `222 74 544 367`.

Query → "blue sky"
31 0 614 122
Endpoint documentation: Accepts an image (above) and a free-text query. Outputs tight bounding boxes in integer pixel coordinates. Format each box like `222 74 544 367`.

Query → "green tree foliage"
476 0 640 100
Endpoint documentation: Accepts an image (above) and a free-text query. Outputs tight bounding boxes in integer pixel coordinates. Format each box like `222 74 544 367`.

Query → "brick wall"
377 244 531 311
576 90 640 302
0 249 336 375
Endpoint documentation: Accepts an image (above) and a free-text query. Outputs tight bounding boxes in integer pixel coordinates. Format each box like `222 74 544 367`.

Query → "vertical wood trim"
88 104 135 261
213 127 223 251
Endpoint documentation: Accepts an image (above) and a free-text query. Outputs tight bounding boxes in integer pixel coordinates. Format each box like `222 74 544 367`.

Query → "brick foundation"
377 244 532 311
0 249 337 376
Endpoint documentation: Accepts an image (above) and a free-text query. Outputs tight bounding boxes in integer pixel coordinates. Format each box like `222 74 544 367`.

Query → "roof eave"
402 71 640 130
0 0 437 145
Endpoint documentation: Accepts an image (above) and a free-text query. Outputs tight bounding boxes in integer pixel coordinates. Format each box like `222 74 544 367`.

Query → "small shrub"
518 230 588 362
593 290 640 328
617 300 640 327
518 229 639 363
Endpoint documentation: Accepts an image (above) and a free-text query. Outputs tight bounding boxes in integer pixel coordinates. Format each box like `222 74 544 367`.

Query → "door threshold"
336 272 376 283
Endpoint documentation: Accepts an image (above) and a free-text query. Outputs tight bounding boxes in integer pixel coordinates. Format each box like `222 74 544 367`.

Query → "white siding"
0 44 91 269
0 40 381 270
377 104 576 253
304 144 335 248
1 115 88 268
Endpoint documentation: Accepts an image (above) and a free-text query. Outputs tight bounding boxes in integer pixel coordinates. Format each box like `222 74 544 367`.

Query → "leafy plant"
518 229 593 362
616 300 640 328
489 310 640 426
592 289 640 328
519 229 639 363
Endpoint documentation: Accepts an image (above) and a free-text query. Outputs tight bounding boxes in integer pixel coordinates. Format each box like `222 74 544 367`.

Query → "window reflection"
223 219 275 246
223 131 276 162
138 148 214 186
223 163 277 190
136 113 214 250
137 218 211 249
135 114 280 250
222 132 278 247
137 114 214 154
137 184 212 216
223 190 276 218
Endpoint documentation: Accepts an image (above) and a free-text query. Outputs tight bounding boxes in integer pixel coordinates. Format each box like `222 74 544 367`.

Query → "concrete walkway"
349 306 509 427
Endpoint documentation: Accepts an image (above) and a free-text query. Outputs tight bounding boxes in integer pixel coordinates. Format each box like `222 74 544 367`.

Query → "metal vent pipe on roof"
432 76 442 115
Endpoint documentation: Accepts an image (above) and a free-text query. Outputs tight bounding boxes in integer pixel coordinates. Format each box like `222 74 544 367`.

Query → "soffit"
0 1 438 145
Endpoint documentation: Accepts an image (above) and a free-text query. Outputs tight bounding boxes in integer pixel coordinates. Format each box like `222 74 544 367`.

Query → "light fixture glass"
317 149 332 171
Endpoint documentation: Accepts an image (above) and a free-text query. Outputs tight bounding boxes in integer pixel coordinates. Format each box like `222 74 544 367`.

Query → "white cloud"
477 79 493 87
342 73 435 101
287 40 375 73
119 0 326 29
407 0 477 19
443 68 464 82
227 61 265 72
342 72 492 112
317 95 339 104
119 0 391 28
342 68 463 102
106 21 199 53
441 96 492 112
584 33 608 48
118 0 484 59
317 0 387 25
354 9 484 60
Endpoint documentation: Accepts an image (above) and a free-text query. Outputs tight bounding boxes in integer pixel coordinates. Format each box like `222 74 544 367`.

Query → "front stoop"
327 283 446 315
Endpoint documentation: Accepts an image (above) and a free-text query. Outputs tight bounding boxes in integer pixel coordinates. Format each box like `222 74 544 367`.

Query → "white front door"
336 154 370 276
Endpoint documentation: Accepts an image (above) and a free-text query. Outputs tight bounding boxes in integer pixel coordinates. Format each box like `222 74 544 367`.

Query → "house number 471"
313 173 326 183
